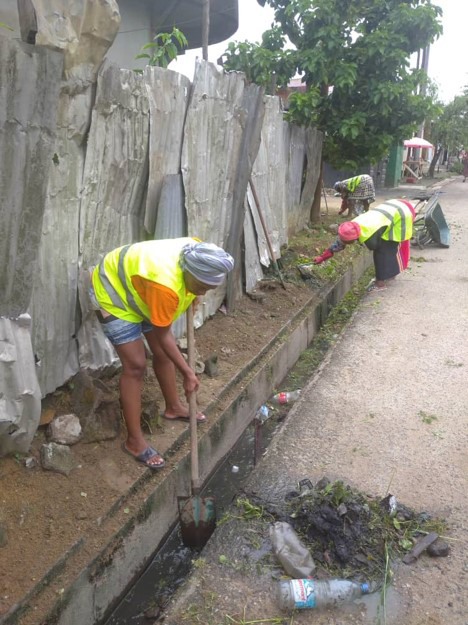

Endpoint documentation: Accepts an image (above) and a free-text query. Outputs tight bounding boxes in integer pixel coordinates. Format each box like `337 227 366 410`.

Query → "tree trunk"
309 83 328 223
428 146 442 178
310 159 323 223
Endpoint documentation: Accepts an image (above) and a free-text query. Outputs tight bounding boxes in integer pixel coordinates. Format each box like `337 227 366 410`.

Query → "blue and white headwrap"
180 242 234 286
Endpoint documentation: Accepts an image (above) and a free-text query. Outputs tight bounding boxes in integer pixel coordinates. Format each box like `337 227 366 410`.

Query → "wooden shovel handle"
186 303 201 493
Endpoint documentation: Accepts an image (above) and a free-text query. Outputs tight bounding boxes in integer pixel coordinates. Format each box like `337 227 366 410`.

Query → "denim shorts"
96 311 153 346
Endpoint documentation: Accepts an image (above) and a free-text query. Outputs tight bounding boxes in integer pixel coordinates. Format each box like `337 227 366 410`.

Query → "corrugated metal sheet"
144 67 191 237
250 96 289 262
79 62 149 265
182 60 247 321
244 198 264 293
225 83 265 310
28 0 121 395
0 315 42 456
78 62 150 370
0 37 63 317
0 44 323 453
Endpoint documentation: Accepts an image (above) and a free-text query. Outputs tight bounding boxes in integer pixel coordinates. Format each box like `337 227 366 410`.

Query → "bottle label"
277 392 288 404
290 579 316 608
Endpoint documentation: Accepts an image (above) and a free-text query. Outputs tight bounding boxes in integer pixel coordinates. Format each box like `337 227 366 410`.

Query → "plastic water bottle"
277 579 370 610
271 390 301 405
269 522 315 578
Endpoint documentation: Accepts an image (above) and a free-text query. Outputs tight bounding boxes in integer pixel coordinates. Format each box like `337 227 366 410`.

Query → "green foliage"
0 21 14 30
134 27 188 72
220 28 296 94
449 161 463 174
426 89 468 156
222 0 443 169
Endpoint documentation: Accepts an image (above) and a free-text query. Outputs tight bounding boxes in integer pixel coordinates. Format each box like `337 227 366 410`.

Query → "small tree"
135 27 188 71
222 0 442 220
426 91 468 177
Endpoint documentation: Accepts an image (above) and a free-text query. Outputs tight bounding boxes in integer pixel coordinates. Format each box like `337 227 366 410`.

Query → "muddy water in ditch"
103 408 403 625
103 413 279 625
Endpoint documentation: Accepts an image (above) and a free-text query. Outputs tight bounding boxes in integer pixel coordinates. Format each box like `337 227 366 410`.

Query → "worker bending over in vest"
334 174 375 217
92 238 234 469
314 199 415 291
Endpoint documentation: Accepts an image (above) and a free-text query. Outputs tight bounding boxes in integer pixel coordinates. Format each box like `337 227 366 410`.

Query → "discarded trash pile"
249 478 448 584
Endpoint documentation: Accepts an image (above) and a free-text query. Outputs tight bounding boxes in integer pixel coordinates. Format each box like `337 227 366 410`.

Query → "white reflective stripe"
98 262 127 311
385 200 408 241
117 245 150 320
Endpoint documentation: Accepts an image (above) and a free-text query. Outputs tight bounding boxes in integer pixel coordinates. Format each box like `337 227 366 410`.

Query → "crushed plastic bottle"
269 522 315 578
277 578 370 610
271 390 301 405
256 404 270 422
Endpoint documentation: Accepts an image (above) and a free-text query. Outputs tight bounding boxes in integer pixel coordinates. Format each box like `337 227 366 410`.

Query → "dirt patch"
0 205 363 618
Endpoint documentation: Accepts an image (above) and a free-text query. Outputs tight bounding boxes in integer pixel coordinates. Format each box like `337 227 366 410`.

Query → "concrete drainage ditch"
3 252 372 625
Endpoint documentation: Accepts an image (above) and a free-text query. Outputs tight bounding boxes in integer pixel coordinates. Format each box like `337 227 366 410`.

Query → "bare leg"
145 329 205 421
114 338 164 466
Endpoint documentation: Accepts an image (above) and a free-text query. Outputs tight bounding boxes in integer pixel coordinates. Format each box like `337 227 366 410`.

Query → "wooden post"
202 0 210 61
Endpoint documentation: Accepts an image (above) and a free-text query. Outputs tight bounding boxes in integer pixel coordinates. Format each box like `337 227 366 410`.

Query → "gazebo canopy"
404 137 434 149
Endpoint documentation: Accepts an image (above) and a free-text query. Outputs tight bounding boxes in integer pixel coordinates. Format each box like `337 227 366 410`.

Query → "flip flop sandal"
121 443 165 469
367 284 387 293
162 413 207 424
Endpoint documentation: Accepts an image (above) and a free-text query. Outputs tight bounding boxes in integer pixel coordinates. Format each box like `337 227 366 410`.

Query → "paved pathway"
164 178 468 625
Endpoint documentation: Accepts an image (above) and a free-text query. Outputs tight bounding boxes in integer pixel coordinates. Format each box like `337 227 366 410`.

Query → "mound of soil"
250 478 445 583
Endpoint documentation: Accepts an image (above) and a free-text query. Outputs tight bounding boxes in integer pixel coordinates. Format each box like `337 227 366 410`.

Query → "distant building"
0 0 239 69
276 77 306 109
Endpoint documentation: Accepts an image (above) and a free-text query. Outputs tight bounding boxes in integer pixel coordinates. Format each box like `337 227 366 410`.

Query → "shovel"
177 303 216 549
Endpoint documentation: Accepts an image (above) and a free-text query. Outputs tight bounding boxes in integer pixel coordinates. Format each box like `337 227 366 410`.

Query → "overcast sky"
172 0 467 103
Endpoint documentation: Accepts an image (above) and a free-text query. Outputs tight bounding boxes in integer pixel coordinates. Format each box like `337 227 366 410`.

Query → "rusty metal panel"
0 37 63 317
144 67 191 237
77 62 150 370
0 315 41 456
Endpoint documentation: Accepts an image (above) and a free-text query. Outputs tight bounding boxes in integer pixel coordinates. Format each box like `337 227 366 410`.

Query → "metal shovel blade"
177 494 216 549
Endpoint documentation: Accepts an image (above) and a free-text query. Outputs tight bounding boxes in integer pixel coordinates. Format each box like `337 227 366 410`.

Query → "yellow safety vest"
353 200 413 244
346 175 362 193
92 238 197 323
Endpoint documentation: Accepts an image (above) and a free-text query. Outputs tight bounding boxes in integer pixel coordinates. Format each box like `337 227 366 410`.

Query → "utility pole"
414 45 430 167
202 0 210 61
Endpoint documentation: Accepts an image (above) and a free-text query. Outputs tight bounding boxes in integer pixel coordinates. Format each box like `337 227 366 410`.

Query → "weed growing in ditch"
273 267 374 395
418 410 438 424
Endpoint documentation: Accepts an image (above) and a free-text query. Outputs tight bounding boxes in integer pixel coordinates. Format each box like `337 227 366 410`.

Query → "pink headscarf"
338 221 361 242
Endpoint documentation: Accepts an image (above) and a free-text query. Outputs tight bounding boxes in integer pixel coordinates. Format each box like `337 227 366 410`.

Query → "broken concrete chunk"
427 538 450 558
402 531 439 564
204 355 219 378
48 414 82 445
248 290 266 303
23 456 38 469
40 442 78 476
